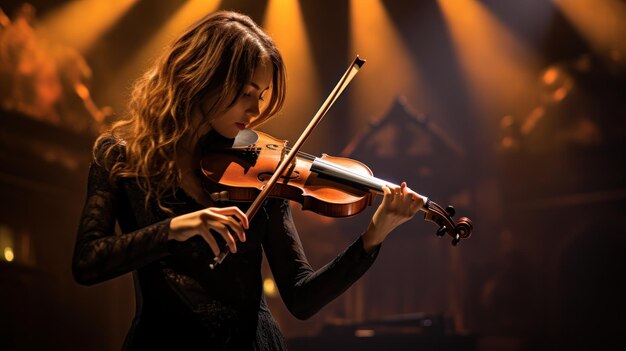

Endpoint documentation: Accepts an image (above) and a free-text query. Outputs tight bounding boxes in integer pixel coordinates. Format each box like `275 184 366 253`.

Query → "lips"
235 123 246 130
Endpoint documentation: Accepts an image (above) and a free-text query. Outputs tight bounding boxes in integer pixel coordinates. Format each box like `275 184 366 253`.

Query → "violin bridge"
272 141 298 182
284 161 297 183
279 145 287 163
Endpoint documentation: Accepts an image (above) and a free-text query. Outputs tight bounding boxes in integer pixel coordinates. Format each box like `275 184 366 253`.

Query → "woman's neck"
179 128 236 155
176 130 235 207
198 129 236 154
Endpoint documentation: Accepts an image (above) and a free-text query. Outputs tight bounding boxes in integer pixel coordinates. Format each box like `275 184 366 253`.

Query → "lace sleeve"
263 199 380 320
72 158 171 286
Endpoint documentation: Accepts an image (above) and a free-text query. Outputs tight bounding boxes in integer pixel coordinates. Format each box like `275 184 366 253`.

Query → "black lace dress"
72 135 380 350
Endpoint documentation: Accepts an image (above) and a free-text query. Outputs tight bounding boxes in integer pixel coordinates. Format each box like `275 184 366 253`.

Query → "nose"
246 100 260 118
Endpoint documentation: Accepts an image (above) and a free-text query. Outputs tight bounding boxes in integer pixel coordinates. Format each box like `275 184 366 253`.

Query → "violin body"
200 130 472 245
200 131 377 217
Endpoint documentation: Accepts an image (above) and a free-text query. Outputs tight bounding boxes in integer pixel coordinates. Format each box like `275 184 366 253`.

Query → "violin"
200 129 473 243
202 56 472 269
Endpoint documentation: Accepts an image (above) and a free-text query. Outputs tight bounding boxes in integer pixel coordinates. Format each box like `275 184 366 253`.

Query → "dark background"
1 1 624 350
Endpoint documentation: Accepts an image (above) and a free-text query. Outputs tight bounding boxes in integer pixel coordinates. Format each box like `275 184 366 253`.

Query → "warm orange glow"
0 225 15 262
521 106 545 135
36 0 139 52
263 277 278 298
4 247 14 262
75 83 90 99
355 329 376 337
554 0 626 62
500 115 515 129
540 65 573 103
501 136 515 149
542 67 559 85
128 0 222 71
262 0 320 138
552 87 569 102
349 0 426 128
438 0 540 117
104 0 222 114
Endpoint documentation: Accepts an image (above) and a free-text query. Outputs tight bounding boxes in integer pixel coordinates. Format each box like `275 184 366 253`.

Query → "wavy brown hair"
95 11 286 213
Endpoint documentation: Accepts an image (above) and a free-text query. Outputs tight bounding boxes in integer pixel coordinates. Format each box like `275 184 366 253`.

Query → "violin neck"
310 159 429 208
286 148 389 193
311 158 388 192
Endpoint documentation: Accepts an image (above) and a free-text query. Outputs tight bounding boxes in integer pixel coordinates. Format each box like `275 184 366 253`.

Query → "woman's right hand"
168 206 249 256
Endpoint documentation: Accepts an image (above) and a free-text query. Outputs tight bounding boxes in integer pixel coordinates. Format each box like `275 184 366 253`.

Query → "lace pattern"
72 136 381 350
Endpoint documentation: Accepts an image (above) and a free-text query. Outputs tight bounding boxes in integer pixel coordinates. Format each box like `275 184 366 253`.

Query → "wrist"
361 221 386 254
168 216 184 241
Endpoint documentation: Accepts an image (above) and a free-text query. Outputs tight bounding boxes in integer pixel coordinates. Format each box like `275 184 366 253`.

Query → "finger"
224 215 247 242
209 221 238 253
409 196 422 214
214 206 249 230
211 208 246 242
411 191 427 209
200 229 221 256
381 185 393 205
390 185 403 201
201 209 229 223
201 209 244 241
401 182 411 199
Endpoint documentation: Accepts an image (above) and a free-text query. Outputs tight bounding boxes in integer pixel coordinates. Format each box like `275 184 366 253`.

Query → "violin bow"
210 56 366 269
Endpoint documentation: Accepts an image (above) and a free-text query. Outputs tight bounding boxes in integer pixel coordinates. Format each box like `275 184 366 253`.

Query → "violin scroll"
423 201 473 246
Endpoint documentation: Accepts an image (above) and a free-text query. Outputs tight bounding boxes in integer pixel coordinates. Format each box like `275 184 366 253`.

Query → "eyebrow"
249 82 270 91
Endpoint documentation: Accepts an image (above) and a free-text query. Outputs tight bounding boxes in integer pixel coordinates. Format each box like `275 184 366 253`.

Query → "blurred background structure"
1 1 624 350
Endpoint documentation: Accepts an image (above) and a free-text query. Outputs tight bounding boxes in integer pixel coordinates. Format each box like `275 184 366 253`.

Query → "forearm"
361 220 388 254
272 236 380 320
264 199 381 319
72 158 173 286
72 219 172 285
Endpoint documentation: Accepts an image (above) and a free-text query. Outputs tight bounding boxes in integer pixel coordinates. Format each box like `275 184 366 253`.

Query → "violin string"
283 147 317 161
244 144 381 189
283 146 391 192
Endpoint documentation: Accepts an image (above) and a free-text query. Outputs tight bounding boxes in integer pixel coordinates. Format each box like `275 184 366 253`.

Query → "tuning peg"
445 205 456 217
451 233 461 246
436 226 447 237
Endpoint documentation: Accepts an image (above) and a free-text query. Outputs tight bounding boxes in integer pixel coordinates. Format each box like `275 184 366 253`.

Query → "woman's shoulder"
93 133 127 166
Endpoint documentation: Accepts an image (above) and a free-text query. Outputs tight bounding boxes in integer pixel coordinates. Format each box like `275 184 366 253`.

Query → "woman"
72 10 423 350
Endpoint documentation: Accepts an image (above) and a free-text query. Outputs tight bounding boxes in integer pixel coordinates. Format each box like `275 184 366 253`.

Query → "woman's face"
194 60 273 141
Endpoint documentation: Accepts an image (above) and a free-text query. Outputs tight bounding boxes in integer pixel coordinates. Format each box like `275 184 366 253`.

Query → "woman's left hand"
361 182 425 253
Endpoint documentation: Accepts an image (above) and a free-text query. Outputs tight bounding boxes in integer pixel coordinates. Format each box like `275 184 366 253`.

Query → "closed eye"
247 82 270 101
242 90 268 102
